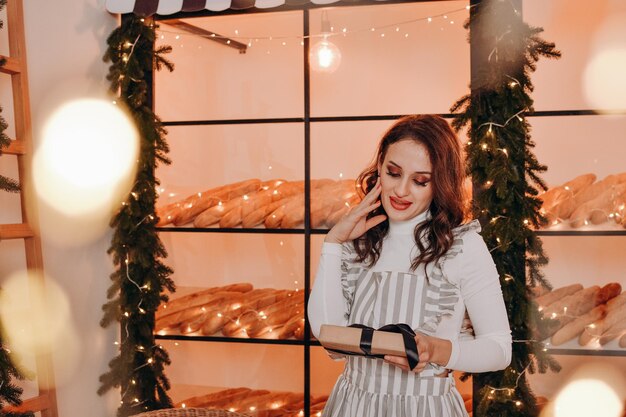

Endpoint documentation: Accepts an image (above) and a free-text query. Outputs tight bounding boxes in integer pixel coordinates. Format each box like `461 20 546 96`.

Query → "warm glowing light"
554 378 623 417
584 48 626 110
309 38 342 73
33 99 139 216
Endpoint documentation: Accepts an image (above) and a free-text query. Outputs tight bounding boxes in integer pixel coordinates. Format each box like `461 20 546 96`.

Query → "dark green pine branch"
451 1 561 416
98 15 176 417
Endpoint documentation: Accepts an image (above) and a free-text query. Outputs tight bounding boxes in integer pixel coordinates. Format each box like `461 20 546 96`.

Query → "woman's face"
378 139 434 222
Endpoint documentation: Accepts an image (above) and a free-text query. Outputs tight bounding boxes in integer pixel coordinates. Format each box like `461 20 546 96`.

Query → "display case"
149 0 626 415
522 0 626 412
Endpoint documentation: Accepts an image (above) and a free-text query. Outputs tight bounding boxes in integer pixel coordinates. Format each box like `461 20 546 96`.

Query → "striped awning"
106 0 390 16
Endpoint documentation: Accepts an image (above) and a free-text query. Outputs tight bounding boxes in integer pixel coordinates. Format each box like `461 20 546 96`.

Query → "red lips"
389 196 412 211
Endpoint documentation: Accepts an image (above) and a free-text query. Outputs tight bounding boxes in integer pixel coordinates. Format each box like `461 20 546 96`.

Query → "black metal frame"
147 1 626 415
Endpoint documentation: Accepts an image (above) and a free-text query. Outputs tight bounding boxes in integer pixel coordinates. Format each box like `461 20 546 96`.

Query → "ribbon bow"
327 323 420 371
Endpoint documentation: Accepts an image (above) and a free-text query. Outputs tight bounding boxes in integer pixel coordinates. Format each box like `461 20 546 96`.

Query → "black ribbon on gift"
326 323 420 371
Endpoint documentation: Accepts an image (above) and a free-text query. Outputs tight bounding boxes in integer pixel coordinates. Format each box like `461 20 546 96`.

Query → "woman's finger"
362 179 382 204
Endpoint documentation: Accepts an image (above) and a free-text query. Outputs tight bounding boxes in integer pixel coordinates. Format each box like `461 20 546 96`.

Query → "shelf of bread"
538 172 626 232
156 283 305 341
162 340 306 413
532 282 626 354
170 384 327 417
156 178 360 230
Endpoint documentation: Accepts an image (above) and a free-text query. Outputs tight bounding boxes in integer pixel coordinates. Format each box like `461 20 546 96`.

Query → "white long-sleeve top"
308 211 512 373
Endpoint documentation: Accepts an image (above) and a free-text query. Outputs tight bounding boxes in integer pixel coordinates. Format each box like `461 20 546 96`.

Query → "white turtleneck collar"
387 209 430 235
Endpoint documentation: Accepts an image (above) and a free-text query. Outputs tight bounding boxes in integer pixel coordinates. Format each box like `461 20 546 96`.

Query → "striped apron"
322 225 476 417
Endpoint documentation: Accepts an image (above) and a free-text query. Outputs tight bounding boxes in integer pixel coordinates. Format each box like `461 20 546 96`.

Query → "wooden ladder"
0 1 59 416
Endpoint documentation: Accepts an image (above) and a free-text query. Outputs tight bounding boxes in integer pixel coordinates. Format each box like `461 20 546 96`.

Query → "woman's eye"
414 179 429 187
386 171 400 178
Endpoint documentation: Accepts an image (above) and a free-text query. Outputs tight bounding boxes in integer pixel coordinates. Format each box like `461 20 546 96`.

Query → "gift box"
319 324 411 358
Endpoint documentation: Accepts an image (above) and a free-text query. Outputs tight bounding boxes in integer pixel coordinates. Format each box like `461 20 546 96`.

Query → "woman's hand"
325 179 387 245
383 333 452 373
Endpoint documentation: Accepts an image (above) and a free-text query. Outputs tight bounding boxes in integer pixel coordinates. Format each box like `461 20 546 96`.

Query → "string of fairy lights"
156 5 471 41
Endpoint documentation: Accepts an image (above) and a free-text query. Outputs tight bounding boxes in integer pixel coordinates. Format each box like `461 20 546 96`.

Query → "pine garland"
98 15 175 417
451 1 562 416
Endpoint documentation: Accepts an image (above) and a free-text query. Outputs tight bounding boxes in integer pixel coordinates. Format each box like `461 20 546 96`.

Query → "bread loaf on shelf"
535 283 625 345
542 172 626 228
540 173 596 222
579 293 626 345
175 179 263 226
535 284 583 309
156 284 306 340
156 177 363 229
175 387 327 417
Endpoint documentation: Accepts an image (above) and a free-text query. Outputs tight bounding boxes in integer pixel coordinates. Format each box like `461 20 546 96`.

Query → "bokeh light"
33 98 139 216
546 363 626 417
583 14 626 111
0 270 81 389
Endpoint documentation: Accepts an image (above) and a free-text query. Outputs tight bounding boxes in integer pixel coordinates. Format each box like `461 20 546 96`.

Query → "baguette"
310 180 355 228
177 387 250 408
157 291 247 330
569 183 626 228
173 179 262 226
598 319 626 345
219 179 288 228
541 286 600 330
200 309 229 336
553 174 626 220
579 301 626 345
264 195 299 229
541 173 596 220
535 284 583 310
242 183 304 228
222 290 291 336
177 291 247 333
156 283 252 323
247 294 304 337
326 193 361 228
156 182 235 226
551 304 607 346
278 315 305 339
208 389 269 409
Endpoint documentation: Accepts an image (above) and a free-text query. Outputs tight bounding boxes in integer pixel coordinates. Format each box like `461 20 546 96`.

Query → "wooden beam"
0 224 34 240
3 394 51 413
0 55 21 74
2 139 26 155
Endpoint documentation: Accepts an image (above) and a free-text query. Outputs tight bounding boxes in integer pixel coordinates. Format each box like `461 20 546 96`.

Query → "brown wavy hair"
354 114 467 271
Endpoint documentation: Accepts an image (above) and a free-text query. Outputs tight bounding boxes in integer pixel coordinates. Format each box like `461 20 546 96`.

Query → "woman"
308 114 512 417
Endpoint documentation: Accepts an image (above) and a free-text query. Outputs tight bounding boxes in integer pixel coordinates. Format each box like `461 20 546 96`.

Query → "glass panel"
155 11 304 121
524 0 626 111
531 115 626 231
156 123 304 229
162 340 304 414
310 1 470 117
537 236 626 353
157 234 304 340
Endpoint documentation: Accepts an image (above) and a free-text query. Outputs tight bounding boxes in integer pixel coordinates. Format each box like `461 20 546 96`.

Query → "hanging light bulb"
310 11 342 73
